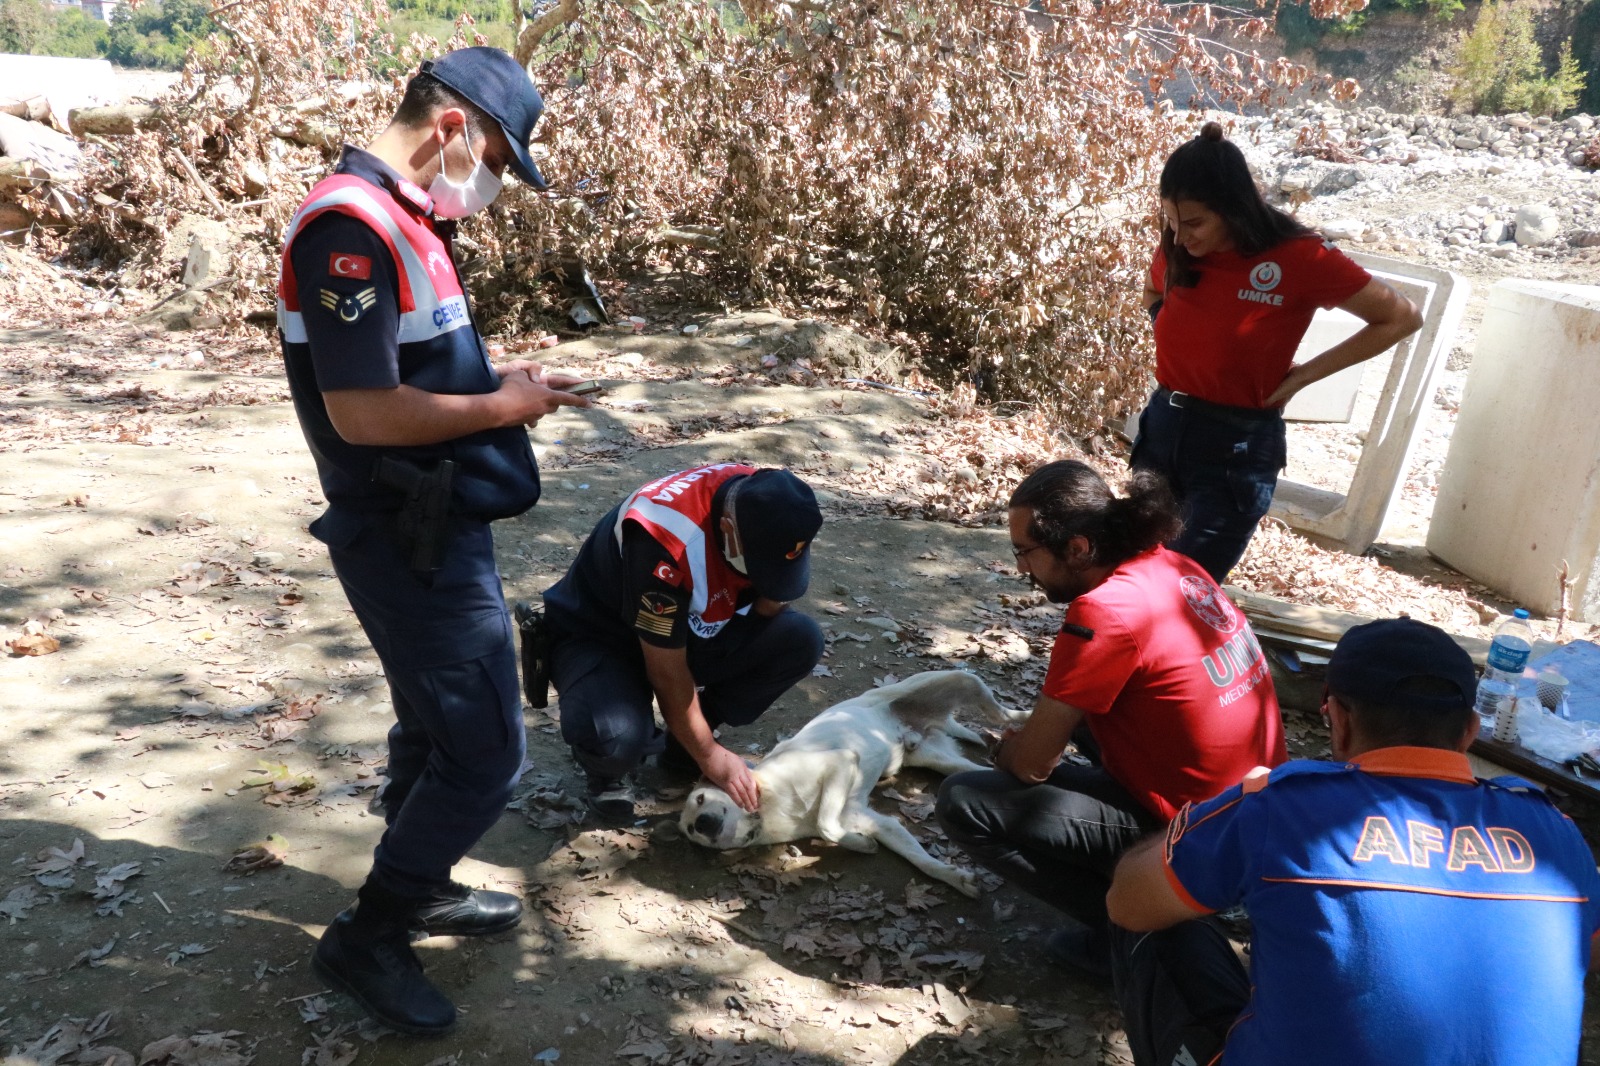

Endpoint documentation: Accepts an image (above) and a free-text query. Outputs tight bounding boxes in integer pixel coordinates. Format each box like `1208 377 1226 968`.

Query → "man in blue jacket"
1107 617 1600 1066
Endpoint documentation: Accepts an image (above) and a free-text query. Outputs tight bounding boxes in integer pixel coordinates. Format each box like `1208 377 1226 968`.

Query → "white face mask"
428 132 502 219
723 528 748 575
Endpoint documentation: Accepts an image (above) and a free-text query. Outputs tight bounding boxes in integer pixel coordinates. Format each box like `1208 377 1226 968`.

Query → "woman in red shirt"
1135 122 1422 582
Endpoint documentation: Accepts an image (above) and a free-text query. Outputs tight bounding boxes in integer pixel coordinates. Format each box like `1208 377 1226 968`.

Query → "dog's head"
679 785 763 849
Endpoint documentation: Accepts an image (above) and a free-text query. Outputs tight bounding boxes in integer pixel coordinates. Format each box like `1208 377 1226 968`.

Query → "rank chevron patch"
319 286 378 325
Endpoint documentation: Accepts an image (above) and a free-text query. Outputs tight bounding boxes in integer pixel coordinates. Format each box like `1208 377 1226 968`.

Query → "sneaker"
1044 922 1113 980
312 912 456 1036
410 881 522 938
585 774 637 824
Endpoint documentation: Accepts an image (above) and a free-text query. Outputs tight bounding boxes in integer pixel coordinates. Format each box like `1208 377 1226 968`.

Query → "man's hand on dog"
701 744 761 812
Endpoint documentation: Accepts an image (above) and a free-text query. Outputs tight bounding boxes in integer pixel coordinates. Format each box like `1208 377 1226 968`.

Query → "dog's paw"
837 831 879 854
945 867 981 899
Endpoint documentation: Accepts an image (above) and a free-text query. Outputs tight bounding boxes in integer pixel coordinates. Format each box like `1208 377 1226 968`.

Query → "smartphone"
565 380 606 397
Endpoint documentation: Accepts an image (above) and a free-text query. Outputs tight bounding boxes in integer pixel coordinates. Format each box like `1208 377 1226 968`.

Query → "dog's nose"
693 813 724 839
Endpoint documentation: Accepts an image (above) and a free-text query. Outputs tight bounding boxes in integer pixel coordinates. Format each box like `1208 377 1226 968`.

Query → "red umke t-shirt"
1042 546 1286 822
1150 235 1371 409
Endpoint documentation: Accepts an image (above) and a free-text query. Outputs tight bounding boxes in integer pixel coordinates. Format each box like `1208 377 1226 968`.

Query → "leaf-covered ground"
4 267 1600 1065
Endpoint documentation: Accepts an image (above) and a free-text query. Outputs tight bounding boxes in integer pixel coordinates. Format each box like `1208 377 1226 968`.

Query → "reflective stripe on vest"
615 463 754 638
276 175 470 347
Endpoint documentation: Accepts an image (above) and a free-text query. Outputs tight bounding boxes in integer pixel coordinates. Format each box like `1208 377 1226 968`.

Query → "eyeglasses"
1012 544 1048 564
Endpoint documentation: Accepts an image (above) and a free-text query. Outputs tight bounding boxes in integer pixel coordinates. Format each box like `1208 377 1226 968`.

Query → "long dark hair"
1009 461 1182 568
1159 121 1314 289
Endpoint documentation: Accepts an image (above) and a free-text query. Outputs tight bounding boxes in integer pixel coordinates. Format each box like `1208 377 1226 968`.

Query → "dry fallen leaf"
223 834 289 874
6 633 61 657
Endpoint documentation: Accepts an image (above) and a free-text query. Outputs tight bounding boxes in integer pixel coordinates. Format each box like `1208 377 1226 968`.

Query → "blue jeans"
549 608 825 780
319 511 526 899
1130 387 1286 583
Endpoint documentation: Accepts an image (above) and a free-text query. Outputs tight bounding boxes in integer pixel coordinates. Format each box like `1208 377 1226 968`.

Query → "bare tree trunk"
0 96 51 123
68 105 160 137
515 0 583 68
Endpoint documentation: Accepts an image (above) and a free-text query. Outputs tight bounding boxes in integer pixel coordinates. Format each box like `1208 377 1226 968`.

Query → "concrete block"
1428 281 1600 620
1270 253 1468 556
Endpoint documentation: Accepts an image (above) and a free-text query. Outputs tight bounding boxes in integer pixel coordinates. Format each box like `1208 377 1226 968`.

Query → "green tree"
105 0 209 68
40 7 110 58
0 0 50 52
1450 1 1585 116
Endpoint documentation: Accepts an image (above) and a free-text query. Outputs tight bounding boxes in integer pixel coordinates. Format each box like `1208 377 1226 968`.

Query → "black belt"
1155 387 1281 431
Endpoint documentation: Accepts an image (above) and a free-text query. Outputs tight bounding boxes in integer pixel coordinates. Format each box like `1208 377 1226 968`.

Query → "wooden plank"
1469 735 1600 803
1227 586 1561 665
1237 587 1599 802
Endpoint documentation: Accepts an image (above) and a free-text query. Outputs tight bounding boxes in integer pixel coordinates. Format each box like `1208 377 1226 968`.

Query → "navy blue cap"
423 47 546 189
730 470 822 602
1327 618 1476 712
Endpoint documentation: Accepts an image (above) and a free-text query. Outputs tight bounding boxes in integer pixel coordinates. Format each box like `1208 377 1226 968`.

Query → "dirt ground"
0 310 1153 1066
5 283 1600 1065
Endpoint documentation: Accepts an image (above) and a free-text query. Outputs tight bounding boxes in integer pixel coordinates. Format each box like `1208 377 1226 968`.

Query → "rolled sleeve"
1162 782 1255 913
290 214 401 392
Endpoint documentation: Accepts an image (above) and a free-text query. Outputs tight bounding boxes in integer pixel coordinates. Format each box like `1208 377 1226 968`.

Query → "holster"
514 601 552 709
372 456 457 577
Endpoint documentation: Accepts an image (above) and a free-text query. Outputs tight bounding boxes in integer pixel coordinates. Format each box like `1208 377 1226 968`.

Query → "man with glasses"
935 460 1284 979
543 464 825 823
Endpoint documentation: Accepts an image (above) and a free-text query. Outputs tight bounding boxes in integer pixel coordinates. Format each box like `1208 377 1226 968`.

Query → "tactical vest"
277 171 539 521
616 464 755 638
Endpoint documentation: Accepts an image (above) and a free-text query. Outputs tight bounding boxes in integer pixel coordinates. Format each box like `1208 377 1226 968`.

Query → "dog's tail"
888 669 1027 726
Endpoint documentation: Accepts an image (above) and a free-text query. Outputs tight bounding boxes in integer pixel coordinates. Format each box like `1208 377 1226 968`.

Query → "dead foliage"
7 0 1367 434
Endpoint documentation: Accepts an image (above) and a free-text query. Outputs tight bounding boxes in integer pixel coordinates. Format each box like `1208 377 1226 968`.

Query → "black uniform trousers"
550 608 825 780
935 759 1159 929
1130 386 1287 584
322 511 526 899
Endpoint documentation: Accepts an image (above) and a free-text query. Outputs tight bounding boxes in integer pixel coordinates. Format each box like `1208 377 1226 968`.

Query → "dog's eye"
694 793 705 807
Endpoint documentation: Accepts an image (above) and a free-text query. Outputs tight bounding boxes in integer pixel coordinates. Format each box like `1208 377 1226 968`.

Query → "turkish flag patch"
328 252 372 280
653 562 683 587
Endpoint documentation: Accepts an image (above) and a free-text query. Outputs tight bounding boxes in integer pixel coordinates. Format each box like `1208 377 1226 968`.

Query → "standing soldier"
277 47 591 1034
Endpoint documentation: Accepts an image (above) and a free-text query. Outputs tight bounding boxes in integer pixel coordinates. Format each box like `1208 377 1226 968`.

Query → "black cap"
422 47 546 189
1327 618 1477 712
730 470 823 602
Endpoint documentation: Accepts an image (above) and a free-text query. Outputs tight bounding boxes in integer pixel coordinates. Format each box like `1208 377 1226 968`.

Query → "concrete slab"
1269 253 1468 556
1427 280 1600 620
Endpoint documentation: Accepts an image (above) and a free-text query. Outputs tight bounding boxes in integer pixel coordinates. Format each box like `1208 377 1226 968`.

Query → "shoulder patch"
652 561 684 588
319 286 378 325
640 591 678 617
328 252 372 280
1060 622 1095 640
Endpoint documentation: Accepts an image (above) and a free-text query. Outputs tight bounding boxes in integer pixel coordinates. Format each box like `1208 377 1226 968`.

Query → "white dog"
679 670 1024 897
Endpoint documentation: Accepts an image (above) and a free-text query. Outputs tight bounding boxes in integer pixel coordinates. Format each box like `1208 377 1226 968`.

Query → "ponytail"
1010 461 1183 567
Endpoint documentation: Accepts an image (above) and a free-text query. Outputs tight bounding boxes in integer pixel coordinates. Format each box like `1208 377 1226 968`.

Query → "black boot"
410 881 523 938
657 732 702 782
312 881 457 1036
584 772 637 825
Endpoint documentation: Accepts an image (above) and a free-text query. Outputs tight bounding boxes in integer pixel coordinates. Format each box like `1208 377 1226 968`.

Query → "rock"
1445 231 1469 246
167 214 236 289
1481 219 1506 243
1570 151 1589 167
1514 203 1560 247
241 161 269 196
1571 231 1600 248
1319 218 1366 241
1454 136 1481 150
1488 243 1516 258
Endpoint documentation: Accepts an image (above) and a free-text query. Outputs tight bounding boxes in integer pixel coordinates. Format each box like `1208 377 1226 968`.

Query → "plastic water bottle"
1484 609 1535 682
